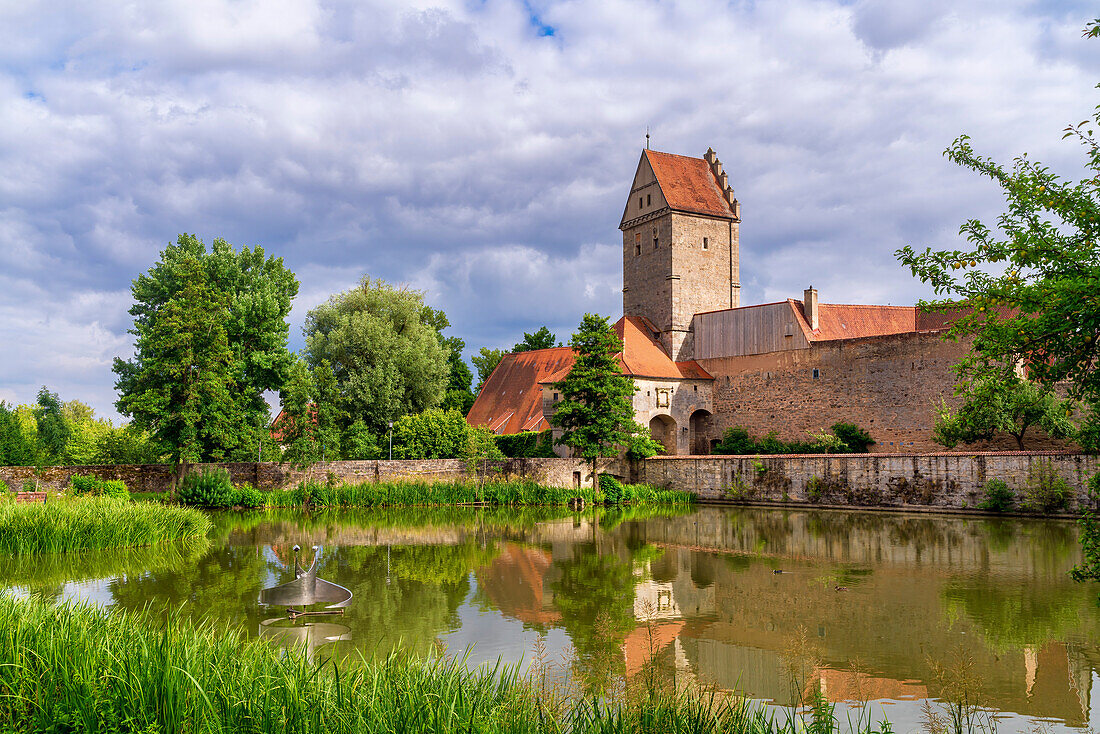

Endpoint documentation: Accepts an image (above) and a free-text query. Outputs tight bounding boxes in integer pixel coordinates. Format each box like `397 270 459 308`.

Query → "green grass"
263 479 695 509
0 496 212 555
0 594 879 734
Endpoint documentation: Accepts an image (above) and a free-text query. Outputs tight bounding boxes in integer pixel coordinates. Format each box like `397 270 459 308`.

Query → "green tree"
392 408 501 460
933 378 1077 450
895 20 1100 406
115 234 298 461
33 387 70 464
512 326 559 352
441 336 476 414
278 358 319 468
0 402 37 466
342 420 382 460
471 347 505 393
551 314 639 489
304 276 449 433
115 258 241 464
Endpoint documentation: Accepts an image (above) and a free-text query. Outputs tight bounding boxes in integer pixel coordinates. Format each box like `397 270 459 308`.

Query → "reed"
0 496 212 555
264 479 695 509
0 595 874 734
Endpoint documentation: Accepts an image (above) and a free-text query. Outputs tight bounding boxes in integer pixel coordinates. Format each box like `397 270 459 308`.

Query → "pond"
2 504 1099 731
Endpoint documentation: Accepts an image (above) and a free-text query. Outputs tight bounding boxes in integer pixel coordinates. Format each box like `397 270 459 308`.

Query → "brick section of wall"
698 331 1072 453
645 452 1098 511
623 213 675 332
0 458 619 494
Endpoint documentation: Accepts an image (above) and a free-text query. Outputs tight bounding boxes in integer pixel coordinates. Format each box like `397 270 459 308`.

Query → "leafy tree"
625 427 664 460
471 347 505 394
895 19 1100 407
33 387 70 464
342 420 382 460
96 425 161 465
115 234 298 461
0 402 37 466
933 378 1076 450
278 359 320 468
512 326 559 352
391 408 502 460
312 359 344 461
441 336 476 414
551 314 639 489
830 422 875 453
115 257 241 464
304 276 449 433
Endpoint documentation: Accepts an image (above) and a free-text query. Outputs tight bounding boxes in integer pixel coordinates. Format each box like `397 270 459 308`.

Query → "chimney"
804 287 819 330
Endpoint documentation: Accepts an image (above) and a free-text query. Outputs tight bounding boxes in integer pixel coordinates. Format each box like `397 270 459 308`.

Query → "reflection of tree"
549 544 637 696
941 577 1095 651
388 542 500 584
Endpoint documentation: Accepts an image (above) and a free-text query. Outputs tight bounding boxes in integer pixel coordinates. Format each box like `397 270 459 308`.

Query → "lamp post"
388 421 393 460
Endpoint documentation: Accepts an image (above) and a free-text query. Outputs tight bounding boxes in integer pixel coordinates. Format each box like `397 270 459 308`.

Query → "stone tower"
619 147 741 361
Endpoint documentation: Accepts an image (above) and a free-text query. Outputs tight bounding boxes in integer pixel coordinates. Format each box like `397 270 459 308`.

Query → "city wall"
0 457 608 494
645 451 1099 512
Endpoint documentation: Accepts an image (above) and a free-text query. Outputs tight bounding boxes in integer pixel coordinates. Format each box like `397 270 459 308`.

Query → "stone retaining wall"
644 452 1100 512
0 458 618 494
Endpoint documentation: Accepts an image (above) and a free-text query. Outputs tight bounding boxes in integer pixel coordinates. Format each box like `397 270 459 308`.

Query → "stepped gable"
642 150 735 220
540 316 713 385
466 347 574 435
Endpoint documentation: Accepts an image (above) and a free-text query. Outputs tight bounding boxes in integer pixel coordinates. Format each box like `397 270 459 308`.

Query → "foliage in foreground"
0 595 890 734
0 496 211 555
263 479 693 509
69 474 130 500
932 378 1076 450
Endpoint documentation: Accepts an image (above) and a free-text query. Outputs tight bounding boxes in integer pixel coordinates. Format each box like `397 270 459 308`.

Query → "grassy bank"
262 479 694 509
0 496 212 555
0 595 872 734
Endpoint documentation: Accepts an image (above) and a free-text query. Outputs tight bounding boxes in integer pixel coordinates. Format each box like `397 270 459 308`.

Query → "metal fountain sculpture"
260 544 353 620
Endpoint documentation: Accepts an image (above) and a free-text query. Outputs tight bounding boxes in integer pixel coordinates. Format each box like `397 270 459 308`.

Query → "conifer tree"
551 314 639 490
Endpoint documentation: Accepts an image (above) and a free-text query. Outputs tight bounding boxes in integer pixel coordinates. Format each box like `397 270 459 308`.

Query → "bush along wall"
712 423 875 455
494 430 557 458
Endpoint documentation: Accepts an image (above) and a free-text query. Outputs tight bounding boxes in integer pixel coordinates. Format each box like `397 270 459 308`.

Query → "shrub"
177 468 234 508
831 422 875 453
806 476 826 503
978 479 1015 512
69 475 129 501
599 474 625 505
232 484 266 509
495 430 557 458
1020 461 1071 513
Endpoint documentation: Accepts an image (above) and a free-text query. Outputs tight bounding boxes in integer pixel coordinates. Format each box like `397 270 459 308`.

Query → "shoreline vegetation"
173 471 695 510
0 496 211 555
0 595 889 734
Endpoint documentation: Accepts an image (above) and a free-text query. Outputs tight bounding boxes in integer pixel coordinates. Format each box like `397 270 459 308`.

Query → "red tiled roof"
469 318 711 436
466 347 573 435
793 301 920 341
644 150 735 220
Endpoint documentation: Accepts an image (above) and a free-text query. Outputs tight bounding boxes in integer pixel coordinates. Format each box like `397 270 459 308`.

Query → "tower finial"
645 127 650 150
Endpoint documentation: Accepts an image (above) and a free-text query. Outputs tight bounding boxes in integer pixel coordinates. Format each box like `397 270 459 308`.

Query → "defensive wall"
645 451 1099 512
5 452 1098 513
0 457 609 494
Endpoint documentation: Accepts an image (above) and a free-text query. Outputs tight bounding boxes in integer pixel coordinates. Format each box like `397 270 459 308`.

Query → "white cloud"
0 0 1096 419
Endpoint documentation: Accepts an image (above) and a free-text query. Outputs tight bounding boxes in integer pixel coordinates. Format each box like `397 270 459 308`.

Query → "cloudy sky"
1 0 1097 421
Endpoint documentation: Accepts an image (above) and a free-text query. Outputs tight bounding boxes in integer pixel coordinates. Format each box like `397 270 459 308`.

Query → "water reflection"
2 505 1098 731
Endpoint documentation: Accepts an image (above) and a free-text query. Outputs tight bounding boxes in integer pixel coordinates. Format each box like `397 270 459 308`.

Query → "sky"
1 0 1098 422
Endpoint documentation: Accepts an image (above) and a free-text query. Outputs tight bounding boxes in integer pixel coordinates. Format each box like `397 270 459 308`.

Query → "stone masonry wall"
698 331 1073 453
645 452 1099 512
0 457 615 494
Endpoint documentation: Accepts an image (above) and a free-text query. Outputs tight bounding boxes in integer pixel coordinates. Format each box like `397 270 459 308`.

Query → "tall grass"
0 595 874 734
0 496 212 555
264 479 695 509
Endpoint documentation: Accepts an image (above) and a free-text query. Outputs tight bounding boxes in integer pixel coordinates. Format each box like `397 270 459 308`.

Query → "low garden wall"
644 452 1100 512
0 457 621 494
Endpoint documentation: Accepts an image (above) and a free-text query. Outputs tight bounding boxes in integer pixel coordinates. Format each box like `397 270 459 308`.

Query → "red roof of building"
644 150 735 220
467 316 711 436
466 347 574 435
790 301 922 342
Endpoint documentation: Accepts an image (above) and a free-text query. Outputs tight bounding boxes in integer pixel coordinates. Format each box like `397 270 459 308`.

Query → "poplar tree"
115 258 239 464
551 314 639 490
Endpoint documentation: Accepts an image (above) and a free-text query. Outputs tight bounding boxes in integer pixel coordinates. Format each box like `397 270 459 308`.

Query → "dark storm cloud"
0 0 1096 418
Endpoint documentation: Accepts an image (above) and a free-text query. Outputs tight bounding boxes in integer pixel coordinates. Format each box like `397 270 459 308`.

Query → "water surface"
3 504 1099 731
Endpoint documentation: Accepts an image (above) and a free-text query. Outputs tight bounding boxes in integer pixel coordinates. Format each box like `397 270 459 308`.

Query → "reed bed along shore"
0 595 885 734
262 478 694 509
0 496 212 555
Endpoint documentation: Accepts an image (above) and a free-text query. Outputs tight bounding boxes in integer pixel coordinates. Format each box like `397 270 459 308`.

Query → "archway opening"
689 409 713 455
649 414 677 455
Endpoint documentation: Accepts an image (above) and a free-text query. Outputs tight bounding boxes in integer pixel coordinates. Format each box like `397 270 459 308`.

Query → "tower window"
653 236 659 249
812 368 820 380
646 193 651 206
702 237 709 250
634 232 641 256
639 197 643 209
